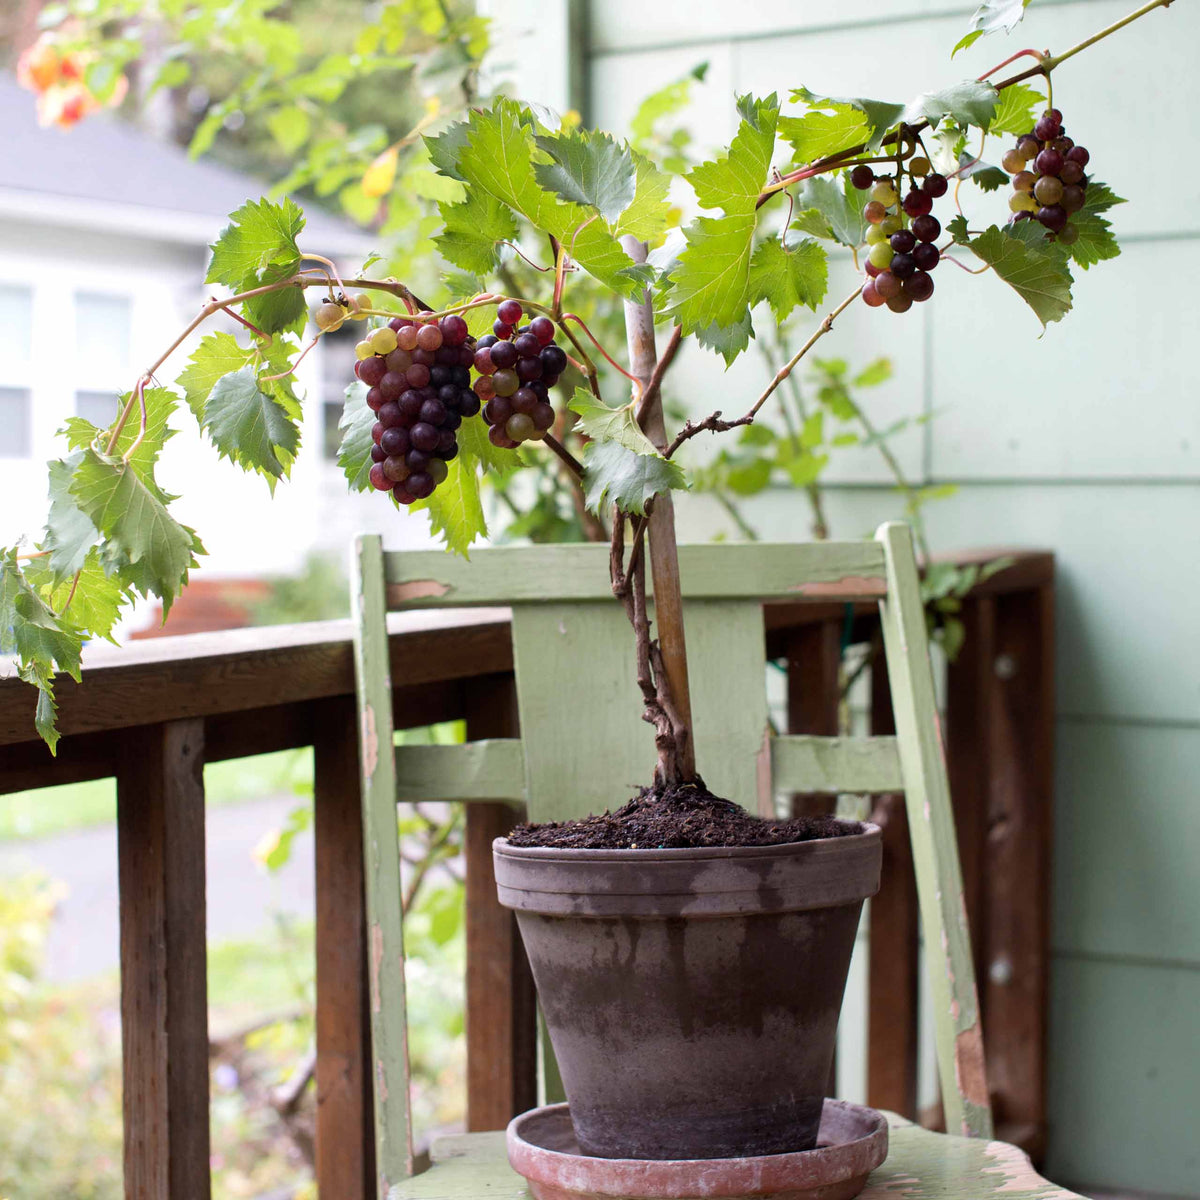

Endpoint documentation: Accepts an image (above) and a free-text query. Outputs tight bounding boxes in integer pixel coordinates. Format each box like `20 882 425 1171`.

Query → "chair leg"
875 522 994 1140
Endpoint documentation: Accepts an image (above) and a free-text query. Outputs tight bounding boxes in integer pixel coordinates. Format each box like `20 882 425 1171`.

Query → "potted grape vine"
0 0 1172 1173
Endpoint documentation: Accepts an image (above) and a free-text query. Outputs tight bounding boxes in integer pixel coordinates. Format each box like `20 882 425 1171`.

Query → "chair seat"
388 1115 1083 1199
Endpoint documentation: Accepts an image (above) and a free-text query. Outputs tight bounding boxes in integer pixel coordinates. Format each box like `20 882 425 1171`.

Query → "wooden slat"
315 696 376 1199
784 619 843 819
876 521 993 1140
351 535 414 1195
771 735 904 795
116 719 210 1200
384 542 887 607
394 740 526 804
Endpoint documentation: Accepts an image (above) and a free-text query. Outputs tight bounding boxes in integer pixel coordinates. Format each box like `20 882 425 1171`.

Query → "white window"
0 286 33 458
73 291 132 425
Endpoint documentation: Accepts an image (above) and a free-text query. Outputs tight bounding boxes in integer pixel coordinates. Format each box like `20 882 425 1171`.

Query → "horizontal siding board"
1046 956 1200 1196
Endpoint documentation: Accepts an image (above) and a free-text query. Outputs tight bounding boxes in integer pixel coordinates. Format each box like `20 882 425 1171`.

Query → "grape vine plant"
0 0 1173 767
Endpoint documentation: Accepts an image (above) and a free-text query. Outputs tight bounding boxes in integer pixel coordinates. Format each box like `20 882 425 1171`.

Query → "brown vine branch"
542 432 585 478
633 324 683 428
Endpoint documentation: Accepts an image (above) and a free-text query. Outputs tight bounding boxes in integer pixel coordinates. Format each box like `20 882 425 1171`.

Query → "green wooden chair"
351 522 1080 1200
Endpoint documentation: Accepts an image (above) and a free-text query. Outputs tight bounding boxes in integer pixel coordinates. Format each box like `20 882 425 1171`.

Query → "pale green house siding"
484 1 1200 1194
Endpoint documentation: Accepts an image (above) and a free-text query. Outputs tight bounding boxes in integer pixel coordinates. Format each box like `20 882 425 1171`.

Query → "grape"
366 386 384 413
383 455 410 482
1009 192 1038 214
428 458 449 485
493 320 513 340
430 365 453 389
388 316 411 332
540 345 568 376
868 242 894 270
411 347 436 368
396 325 419 351
874 271 902 301
890 229 917 254
1052 136 1074 156
1066 145 1090 167
474 346 496 375
378 401 403 428
903 190 932 217
410 422 440 453
850 164 875 190
865 201 887 224
512 386 538 414
355 339 375 361
406 363 431 389
1060 184 1085 214
488 424 518 449
408 472 435 500
393 484 415 506
420 398 446 426
473 375 496 401
886 292 913 313
890 252 917 281
1046 107 1063 124
492 368 519 397
349 293 373 319
399 390 423 421
532 402 556 432
436 429 457 456
369 463 391 491
459 392 481 418
1017 136 1041 161
440 314 469 346
1013 170 1036 194
477 333 498 349
379 371 405 401
1036 204 1068 233
516 356 544 382
908 156 930 177
864 260 882 278
903 271 934 302
380 427 410 457
880 215 903 236
866 223 888 246
529 316 556 344
912 242 940 271
1001 148 1025 174
513 332 541 358
406 448 431 472
1035 148 1064 176
1059 160 1084 186
862 279 885 307
923 173 948 198
486 396 514 426
1012 210 1033 223
416 323 443 351
370 326 398 354
506 413 536 441
871 180 898 206
443 410 463 431
315 301 345 331
1034 113 1061 141
1057 223 1080 245
371 420 384 444
385 348 413 374
912 214 940 243
371 443 387 464
490 340 518 370
498 299 523 326
1034 175 1064 205
359 356 386 387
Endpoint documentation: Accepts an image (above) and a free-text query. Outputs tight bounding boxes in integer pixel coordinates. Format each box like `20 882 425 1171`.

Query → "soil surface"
506 778 863 850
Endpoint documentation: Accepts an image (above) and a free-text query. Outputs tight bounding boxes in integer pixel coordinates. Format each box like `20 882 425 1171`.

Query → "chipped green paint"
772 735 904 795
384 1119 1083 1199
875 522 993 1140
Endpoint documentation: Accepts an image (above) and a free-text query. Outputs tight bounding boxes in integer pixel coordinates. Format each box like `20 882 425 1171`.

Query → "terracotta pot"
493 823 882 1161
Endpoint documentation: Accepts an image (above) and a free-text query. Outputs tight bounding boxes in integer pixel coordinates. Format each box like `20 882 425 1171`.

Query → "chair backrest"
350 522 992 1194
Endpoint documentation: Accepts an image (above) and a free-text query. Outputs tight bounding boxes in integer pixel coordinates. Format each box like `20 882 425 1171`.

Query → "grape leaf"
178 331 256 421
533 128 636 222
436 188 519 275
953 0 1033 56
613 153 672 243
970 223 1073 328
1059 181 1125 271
458 406 517 475
798 175 869 248
242 268 308 336
456 101 652 299
568 389 663 457
581 439 686 517
0 552 83 681
961 159 1009 192
779 104 870 165
946 214 971 245
749 236 828 321
695 312 754 368
790 209 835 241
41 453 99 581
337 381 376 492
69 450 203 608
203 366 301 489
24 549 130 644
206 196 305 290
410 453 487 557
789 88 904 153
21 659 63 754
988 82 1043 136
903 81 998 131
665 93 779 334
425 120 471 181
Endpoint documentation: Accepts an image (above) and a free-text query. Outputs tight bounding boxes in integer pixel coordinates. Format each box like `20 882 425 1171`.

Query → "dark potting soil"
506 777 863 850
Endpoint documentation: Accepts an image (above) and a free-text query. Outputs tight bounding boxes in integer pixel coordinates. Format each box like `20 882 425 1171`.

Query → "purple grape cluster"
356 313 480 506
1001 109 1089 244
851 162 947 313
470 299 562 448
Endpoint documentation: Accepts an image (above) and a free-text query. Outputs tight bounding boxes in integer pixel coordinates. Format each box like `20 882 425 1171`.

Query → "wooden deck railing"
0 549 1054 1198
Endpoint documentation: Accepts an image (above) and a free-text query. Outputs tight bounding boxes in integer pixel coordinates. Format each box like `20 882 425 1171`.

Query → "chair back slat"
771 735 905 795
393 740 526 804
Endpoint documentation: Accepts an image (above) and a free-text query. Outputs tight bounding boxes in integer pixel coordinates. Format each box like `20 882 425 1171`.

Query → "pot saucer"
506 1099 888 1200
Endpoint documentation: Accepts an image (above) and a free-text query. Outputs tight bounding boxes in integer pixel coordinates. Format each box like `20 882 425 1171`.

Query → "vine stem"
542 432 585 478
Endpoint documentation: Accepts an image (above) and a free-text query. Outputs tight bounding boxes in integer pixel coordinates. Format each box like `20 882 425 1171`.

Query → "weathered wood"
394 739 526 804
463 674 538 1132
771 735 904 795
785 620 843 819
385 1119 1086 1199
875 522 992 1140
866 660 919 1121
116 719 210 1200
383 542 888 608
314 695 376 1199
351 535 414 1196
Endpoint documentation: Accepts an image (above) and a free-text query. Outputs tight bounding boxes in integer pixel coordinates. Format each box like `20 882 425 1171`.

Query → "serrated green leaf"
789 88 903 153
203 366 301 488
41 453 99 581
0 552 83 683
69 450 203 608
456 101 652 299
243 270 308 336
424 120 471 181
614 153 672 243
177 331 256 422
665 93 779 333
410 454 487 557
966 162 1009 192
779 103 870 166
790 209 835 241
947 213 971 245
568 389 662 457
206 196 305 290
1059 181 1125 271
337 381 376 492
24 549 130 644
749 236 828 321
953 0 1033 57
695 312 755 368
435 189 519 275
970 223 1073 329
457 409 514 476
903 81 998 131
582 439 686 517
25 659 61 754
797 175 869 248
988 82 1043 136
533 128 636 221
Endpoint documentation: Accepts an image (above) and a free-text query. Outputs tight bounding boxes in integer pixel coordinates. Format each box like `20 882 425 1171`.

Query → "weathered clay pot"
493 823 882 1161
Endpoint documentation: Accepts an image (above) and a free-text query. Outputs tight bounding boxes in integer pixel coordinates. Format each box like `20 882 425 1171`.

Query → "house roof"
0 73 373 257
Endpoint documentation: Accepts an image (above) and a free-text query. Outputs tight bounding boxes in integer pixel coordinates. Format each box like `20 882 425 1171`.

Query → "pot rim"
494 818 879 862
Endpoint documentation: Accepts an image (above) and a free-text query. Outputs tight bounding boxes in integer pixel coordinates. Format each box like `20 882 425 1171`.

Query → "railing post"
314 695 376 1197
117 717 210 1200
